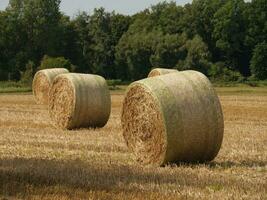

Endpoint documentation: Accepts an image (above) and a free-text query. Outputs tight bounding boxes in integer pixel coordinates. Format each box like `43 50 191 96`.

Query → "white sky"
0 0 191 16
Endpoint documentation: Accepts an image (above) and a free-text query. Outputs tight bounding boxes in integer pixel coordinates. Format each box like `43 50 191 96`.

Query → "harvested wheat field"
0 87 266 200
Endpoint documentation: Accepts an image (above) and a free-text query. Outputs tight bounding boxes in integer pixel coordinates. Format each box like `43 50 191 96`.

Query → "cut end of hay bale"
148 68 178 78
49 75 75 129
121 83 167 166
49 73 111 130
32 68 69 105
32 72 51 105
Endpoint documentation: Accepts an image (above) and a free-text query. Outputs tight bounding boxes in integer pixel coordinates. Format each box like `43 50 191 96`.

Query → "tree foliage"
0 0 266 81
250 41 267 80
39 55 74 71
212 0 249 74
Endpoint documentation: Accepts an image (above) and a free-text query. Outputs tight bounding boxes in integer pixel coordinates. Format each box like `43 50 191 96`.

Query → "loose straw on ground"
121 70 224 166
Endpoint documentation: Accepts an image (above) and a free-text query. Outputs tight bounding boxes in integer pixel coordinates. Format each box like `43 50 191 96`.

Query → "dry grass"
0 88 266 200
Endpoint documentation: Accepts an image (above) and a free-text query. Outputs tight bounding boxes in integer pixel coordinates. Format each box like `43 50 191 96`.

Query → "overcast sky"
0 0 191 16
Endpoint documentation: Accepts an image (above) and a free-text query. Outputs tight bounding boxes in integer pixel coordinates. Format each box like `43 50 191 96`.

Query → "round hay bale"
49 73 111 130
33 68 69 105
121 70 224 166
148 68 178 78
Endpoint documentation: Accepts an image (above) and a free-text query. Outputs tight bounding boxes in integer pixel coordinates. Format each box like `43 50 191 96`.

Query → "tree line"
0 0 266 82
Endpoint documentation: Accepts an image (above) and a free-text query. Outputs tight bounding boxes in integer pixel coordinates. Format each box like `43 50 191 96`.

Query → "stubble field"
0 87 266 200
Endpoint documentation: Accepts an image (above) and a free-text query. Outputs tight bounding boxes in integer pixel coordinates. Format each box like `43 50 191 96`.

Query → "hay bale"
49 73 111 130
148 68 178 77
33 68 69 105
121 70 224 166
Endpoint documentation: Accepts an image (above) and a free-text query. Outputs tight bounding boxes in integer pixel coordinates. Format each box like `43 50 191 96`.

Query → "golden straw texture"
122 70 224 166
49 73 111 130
32 68 69 105
148 68 178 78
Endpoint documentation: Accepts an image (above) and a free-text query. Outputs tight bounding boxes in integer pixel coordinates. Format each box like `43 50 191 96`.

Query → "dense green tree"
184 0 228 59
250 41 267 80
212 0 249 75
115 31 154 80
1 0 267 81
0 0 63 80
115 2 215 80
245 0 267 49
39 55 74 71
58 15 83 69
178 35 212 74
75 8 130 78
0 11 10 79
20 60 35 85
86 8 112 75
72 12 92 72
0 4 28 80
115 3 188 80
150 33 187 68
150 2 185 34
21 0 62 58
